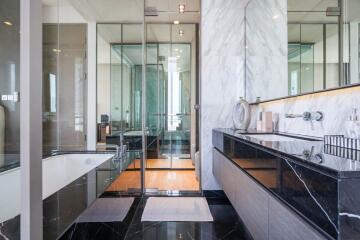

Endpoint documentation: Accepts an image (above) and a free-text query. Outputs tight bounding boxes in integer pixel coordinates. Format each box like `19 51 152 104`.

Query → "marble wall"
249 86 360 138
245 0 288 103
244 0 360 139
201 0 248 190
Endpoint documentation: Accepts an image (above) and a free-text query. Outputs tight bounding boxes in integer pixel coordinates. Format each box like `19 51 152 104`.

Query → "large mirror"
245 0 360 103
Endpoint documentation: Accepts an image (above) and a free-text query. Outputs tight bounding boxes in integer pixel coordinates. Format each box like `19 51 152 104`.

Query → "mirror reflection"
245 0 360 103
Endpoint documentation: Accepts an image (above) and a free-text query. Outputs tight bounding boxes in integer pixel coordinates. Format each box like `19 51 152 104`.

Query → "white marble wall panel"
249 86 360 138
245 0 288 102
201 0 248 190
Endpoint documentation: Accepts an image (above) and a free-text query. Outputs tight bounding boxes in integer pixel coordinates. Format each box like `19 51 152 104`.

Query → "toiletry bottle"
262 112 273 132
257 111 262 131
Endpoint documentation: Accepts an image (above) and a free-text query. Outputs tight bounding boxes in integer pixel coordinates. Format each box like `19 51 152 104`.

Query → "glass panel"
158 43 171 162
288 13 339 95
344 0 360 84
300 43 314 93
0 0 21 237
288 24 301 95
43 23 87 153
326 24 340 88
300 24 324 93
97 24 143 193
144 22 198 191
146 24 171 169
110 43 122 133
169 43 192 164
42 23 59 153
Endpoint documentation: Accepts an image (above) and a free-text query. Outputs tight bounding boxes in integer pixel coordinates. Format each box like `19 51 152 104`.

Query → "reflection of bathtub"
0 153 114 224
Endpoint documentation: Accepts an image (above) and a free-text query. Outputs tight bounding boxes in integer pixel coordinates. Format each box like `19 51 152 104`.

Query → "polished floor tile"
60 192 251 240
106 170 199 192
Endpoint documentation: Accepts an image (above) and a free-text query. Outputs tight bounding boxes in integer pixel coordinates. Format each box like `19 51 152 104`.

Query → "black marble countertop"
214 128 360 179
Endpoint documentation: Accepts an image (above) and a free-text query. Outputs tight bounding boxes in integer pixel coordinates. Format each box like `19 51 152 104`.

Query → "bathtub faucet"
113 132 127 165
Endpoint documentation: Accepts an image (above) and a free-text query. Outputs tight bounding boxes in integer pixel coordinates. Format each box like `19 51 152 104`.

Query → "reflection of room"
96 23 199 192
5 0 360 239
287 0 360 96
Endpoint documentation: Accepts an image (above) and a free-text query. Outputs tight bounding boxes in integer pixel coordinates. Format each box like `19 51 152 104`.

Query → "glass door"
96 23 199 193
144 23 199 192
0 0 21 237
145 27 193 171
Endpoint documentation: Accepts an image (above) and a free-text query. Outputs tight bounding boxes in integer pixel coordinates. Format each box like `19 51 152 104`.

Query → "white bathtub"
0 153 114 223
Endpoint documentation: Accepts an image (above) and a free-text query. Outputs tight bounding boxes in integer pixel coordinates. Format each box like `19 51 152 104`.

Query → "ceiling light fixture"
173 20 180 25
179 4 185 13
272 14 279 20
179 30 184 37
52 48 62 53
3 21 13 26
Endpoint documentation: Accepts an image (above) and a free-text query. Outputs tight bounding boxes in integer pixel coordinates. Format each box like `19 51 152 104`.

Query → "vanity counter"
213 128 360 179
213 128 360 240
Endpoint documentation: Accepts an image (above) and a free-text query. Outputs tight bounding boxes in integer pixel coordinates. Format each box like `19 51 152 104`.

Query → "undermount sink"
243 134 308 142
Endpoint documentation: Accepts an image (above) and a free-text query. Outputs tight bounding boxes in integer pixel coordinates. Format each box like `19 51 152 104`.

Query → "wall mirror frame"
245 0 360 104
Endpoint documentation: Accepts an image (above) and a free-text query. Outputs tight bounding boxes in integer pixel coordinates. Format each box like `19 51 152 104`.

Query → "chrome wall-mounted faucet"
285 111 323 121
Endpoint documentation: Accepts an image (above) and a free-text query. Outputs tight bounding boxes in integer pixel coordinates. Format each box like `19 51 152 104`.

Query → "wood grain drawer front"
268 196 326 240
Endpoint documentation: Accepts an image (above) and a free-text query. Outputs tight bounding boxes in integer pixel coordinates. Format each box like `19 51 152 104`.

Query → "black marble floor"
59 191 251 240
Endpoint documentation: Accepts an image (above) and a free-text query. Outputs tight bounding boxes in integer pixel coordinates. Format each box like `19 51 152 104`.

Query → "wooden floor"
106 169 199 192
127 158 194 169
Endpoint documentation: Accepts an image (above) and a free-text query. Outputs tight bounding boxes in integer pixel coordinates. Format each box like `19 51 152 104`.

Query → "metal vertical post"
20 0 43 239
141 1 147 194
339 0 345 86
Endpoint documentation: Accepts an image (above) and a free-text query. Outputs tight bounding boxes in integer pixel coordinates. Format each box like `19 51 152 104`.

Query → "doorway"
96 23 200 194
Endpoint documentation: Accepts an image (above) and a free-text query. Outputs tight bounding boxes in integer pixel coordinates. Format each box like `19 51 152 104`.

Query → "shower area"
97 23 199 192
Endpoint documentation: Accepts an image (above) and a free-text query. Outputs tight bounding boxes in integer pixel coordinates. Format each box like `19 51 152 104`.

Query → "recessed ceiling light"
179 30 184 36
174 48 179 52
3 21 13 26
179 4 185 13
173 20 180 25
272 15 279 20
52 48 61 53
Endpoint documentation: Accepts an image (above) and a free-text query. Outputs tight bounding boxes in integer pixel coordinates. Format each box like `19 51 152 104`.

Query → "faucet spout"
285 111 323 121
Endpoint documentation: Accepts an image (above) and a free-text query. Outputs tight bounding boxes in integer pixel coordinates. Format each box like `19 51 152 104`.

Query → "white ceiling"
287 0 360 22
43 0 200 23
146 0 200 12
287 0 338 12
98 23 196 44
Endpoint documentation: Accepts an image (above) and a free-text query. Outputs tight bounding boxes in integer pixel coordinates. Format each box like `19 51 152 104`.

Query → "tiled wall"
249 86 360 138
201 0 248 190
245 0 288 103
244 0 360 139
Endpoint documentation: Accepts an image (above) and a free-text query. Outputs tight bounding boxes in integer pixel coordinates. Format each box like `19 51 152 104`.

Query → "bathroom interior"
1 0 360 239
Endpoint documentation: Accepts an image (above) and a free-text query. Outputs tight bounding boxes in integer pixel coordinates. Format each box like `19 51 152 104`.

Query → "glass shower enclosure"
110 42 192 169
97 23 198 193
